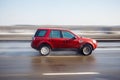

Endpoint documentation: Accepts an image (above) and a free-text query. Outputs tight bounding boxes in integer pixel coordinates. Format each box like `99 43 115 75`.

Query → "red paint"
31 28 97 50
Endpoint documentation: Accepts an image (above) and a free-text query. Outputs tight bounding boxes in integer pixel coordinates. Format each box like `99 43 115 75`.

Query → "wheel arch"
38 42 53 50
81 42 94 50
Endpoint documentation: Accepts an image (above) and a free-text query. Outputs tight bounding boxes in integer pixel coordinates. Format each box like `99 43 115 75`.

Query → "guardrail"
1 26 120 41
0 32 120 41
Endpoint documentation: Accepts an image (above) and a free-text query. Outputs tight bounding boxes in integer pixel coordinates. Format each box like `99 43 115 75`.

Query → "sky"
0 0 120 26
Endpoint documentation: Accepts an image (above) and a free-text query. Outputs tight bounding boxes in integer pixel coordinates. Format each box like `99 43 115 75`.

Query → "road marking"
0 72 100 77
43 72 100 76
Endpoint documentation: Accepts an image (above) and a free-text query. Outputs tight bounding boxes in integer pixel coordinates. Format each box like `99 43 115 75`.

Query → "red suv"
31 28 97 56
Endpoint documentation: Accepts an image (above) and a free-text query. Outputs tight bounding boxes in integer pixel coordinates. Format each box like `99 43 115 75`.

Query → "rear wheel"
39 45 51 56
79 44 93 56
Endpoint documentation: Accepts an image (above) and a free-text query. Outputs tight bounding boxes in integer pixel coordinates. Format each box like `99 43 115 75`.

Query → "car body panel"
31 28 97 51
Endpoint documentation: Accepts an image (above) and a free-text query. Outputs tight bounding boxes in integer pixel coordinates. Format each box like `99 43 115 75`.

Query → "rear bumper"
31 42 38 50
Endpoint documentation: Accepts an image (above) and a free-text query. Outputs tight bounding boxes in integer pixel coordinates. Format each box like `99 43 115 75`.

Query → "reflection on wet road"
0 41 120 80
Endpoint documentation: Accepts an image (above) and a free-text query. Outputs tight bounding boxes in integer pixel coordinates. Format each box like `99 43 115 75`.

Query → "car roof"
37 28 69 31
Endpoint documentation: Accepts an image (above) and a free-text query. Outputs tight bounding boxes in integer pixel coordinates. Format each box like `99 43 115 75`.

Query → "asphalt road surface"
0 41 120 80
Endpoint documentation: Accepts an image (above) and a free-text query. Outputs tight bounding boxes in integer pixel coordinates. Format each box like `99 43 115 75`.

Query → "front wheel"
79 44 93 56
39 45 51 56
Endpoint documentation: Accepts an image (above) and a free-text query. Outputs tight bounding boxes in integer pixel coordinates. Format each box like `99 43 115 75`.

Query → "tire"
79 44 93 56
39 45 51 56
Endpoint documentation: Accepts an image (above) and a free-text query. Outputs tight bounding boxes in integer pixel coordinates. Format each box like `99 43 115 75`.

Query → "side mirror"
72 36 77 39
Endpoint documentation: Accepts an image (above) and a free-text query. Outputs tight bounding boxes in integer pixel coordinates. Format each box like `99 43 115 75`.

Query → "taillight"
32 36 35 40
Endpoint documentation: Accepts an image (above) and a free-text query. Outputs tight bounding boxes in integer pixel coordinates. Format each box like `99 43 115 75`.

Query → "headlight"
93 39 97 43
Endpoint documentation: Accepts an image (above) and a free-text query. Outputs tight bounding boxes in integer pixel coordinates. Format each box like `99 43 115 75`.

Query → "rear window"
35 30 47 37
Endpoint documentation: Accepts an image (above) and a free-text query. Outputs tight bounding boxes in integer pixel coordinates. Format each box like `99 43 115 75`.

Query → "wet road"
0 41 120 80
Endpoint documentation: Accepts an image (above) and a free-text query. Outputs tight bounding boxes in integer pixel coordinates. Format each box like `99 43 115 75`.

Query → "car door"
49 30 64 48
62 30 79 48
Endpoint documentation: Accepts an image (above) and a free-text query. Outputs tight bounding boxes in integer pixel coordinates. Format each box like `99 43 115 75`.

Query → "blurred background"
0 1 120 80
0 25 120 40
0 0 120 40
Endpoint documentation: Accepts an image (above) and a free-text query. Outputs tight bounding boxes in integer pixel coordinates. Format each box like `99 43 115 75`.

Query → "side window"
62 31 75 39
50 30 61 38
35 30 47 37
